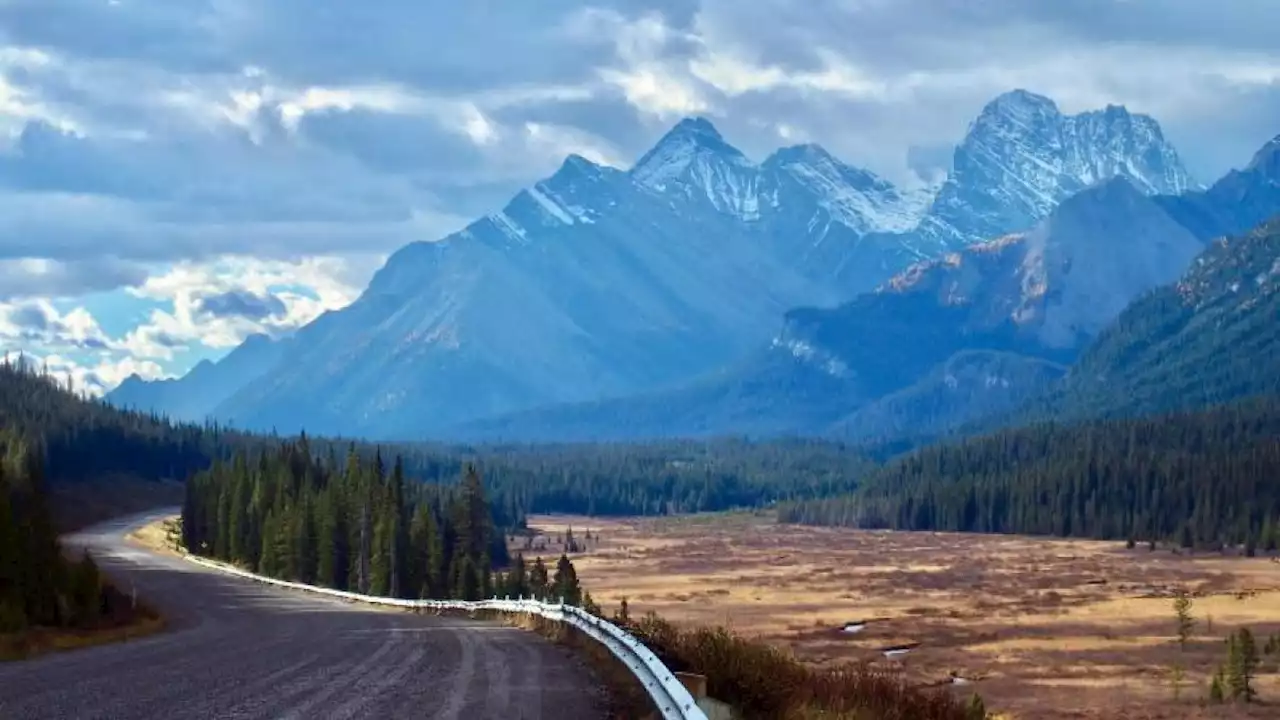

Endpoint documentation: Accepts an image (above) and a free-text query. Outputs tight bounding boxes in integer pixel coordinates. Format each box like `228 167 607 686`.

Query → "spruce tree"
552 553 582 606
529 557 549 599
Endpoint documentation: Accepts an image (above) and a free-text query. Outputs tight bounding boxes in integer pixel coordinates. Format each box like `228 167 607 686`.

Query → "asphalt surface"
0 510 608 720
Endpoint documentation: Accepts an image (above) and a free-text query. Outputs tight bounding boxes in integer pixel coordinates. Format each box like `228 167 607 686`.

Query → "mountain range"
108 89 1277 443
448 133 1280 444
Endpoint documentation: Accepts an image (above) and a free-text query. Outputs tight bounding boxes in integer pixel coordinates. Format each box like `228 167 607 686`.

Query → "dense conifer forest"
182 441 519 600
779 396 1280 549
390 438 876 518
0 430 115 636
0 357 248 487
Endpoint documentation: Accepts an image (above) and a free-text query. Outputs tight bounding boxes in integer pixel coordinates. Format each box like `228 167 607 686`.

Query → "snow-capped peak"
917 88 1195 247
765 143 931 234
630 116 750 191
979 89 1061 121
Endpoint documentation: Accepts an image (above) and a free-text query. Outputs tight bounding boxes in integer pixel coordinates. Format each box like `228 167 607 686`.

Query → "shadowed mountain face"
110 91 1214 440
446 177 1222 443
1038 216 1280 422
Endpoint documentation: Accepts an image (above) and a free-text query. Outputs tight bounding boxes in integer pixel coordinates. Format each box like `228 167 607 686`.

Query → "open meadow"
519 513 1280 719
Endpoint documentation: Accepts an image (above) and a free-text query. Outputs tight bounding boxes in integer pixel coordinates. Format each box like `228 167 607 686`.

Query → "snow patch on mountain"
765 144 935 234
918 89 1195 247
629 118 928 237
770 335 850 378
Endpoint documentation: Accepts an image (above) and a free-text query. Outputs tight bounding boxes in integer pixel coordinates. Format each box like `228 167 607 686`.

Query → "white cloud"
125 255 377 352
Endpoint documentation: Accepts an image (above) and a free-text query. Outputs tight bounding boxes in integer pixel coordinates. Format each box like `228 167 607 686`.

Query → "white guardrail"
183 554 707 720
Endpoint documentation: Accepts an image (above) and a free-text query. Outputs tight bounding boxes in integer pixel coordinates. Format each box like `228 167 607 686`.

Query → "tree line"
180 437 595 606
182 438 515 600
779 396 1280 549
2 357 876 526
388 438 876 520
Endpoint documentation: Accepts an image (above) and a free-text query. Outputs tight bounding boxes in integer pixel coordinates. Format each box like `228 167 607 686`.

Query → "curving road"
0 511 608 719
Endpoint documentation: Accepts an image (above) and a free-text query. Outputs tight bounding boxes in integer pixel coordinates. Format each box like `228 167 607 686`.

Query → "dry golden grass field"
517 513 1280 719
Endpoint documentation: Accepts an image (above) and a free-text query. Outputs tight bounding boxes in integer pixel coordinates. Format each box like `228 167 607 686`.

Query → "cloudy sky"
3 0 1279 394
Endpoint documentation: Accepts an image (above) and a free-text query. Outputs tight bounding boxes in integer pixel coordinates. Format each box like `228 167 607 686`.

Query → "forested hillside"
394 438 876 519
779 396 1280 549
0 358 245 485
1042 217 1280 421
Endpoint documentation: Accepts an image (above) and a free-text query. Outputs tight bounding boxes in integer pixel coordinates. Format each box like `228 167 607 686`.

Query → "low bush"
622 612 975 720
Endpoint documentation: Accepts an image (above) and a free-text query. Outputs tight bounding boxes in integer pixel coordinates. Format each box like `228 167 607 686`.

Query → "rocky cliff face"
915 90 1194 247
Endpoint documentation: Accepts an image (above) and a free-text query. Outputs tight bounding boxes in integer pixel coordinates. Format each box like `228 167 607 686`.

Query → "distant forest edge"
779 395 1280 550
0 358 874 529
7 355 1280 550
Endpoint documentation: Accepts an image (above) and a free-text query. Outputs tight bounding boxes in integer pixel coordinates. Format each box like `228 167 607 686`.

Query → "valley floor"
521 513 1280 719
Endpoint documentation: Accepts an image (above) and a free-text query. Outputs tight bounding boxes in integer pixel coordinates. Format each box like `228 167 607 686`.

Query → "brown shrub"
624 612 972 720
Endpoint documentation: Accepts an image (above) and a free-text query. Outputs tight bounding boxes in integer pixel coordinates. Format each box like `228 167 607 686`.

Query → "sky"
3 0 1279 395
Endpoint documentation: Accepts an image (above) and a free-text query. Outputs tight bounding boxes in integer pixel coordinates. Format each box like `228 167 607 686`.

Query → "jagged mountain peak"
765 143 837 166
980 89 1061 118
543 153 620 194
666 116 725 142
917 90 1193 247
630 116 749 190
552 153 606 178
1247 134 1280 174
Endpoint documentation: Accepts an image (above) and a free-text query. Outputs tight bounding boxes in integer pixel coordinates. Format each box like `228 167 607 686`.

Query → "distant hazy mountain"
1157 133 1280 240
196 118 952 437
110 90 1208 441
108 333 285 423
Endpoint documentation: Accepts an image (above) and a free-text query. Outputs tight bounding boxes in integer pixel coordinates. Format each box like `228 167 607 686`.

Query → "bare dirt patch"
126 516 182 557
519 513 1280 719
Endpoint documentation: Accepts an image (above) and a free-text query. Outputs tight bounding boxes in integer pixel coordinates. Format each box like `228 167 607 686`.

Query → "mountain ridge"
107 91 1206 440
443 146 1280 444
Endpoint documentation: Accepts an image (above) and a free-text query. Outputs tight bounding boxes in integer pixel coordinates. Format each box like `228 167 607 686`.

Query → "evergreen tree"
529 557 549 599
552 553 582 606
504 554 529 598
1227 628 1260 702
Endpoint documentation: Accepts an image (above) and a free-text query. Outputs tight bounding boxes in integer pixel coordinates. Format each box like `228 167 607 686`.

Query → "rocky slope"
1038 216 1280 421
913 89 1195 247
109 92 1206 440
447 177 1211 442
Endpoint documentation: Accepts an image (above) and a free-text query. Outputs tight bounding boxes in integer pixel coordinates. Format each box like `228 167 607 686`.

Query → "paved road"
0 511 607 719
